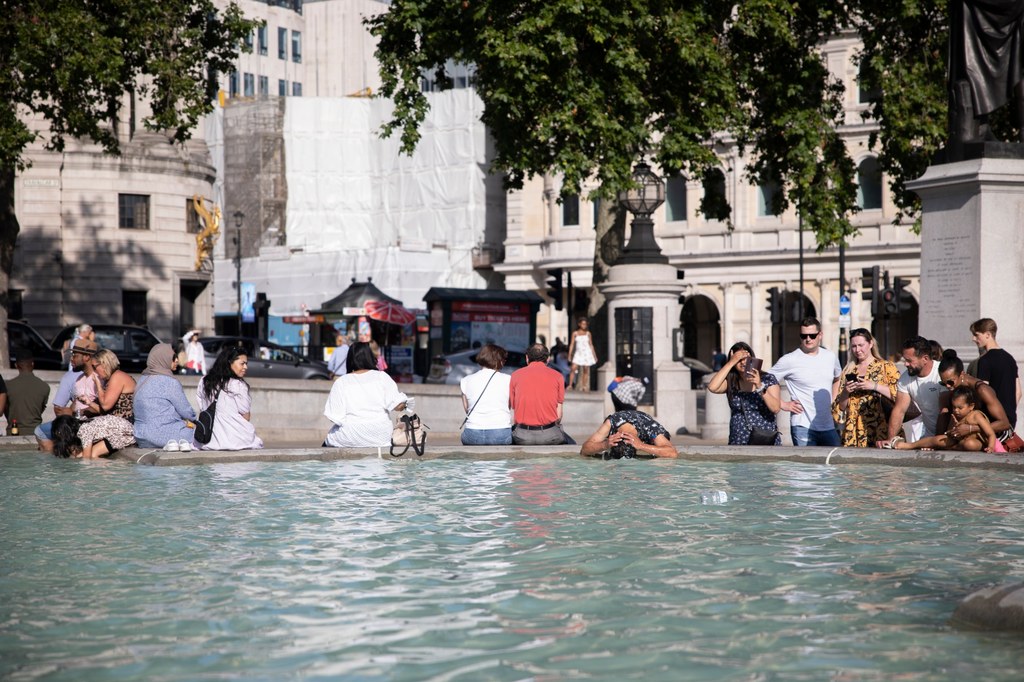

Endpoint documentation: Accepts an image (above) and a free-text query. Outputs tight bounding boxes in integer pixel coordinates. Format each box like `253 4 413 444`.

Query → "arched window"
856 158 882 210
665 175 687 222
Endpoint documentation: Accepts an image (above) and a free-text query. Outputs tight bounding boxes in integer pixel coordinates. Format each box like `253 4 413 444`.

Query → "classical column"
816 277 831 343
746 281 762 358
718 282 734 350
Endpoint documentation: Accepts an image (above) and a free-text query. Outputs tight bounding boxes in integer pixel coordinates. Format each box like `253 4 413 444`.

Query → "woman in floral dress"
706 341 782 445
832 328 900 447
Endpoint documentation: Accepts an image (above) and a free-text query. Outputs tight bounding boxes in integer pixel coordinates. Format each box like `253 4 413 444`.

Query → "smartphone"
845 372 858 382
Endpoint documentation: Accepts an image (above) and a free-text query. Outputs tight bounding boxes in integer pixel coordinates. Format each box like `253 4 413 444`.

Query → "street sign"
839 294 851 316
839 313 852 328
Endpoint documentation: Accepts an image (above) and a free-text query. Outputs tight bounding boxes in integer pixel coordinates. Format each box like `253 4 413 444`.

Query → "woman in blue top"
133 344 197 449
706 341 782 445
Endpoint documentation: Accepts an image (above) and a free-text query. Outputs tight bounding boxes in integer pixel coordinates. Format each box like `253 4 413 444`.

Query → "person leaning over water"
133 344 197 450
460 343 513 446
706 342 782 445
580 410 677 458
196 345 264 451
323 342 409 447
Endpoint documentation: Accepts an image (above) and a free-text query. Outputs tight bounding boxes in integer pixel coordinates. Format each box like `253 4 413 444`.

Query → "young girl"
567 318 596 391
892 386 1003 453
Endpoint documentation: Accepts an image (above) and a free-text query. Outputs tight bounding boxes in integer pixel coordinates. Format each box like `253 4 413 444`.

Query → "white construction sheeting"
214 88 498 315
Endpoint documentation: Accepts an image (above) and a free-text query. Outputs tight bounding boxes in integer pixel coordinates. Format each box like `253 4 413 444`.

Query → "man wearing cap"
34 337 97 451
5 348 49 436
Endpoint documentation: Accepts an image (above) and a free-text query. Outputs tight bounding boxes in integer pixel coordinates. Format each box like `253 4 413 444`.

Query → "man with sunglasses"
767 317 843 447
885 336 943 445
33 338 97 452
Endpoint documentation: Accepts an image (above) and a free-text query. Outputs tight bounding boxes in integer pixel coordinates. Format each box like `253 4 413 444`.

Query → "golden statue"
192 195 221 271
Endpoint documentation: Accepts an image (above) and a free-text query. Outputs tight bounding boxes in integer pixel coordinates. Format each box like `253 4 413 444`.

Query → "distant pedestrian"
711 348 727 371
182 331 206 375
327 332 350 379
567 318 596 391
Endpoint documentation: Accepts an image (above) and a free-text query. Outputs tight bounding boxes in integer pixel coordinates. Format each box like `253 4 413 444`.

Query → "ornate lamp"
616 161 669 264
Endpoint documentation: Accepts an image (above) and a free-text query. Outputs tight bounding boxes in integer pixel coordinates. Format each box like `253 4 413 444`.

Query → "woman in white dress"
183 331 207 375
460 344 513 445
323 342 408 447
568 318 597 391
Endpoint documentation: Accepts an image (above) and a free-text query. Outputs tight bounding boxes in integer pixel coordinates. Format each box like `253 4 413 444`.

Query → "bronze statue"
948 0 1024 155
193 195 221 272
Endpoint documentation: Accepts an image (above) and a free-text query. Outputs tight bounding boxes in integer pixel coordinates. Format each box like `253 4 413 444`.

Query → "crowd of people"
708 316 1021 454
5 315 1020 460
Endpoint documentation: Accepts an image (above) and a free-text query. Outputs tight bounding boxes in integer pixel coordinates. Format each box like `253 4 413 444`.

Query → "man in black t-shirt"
970 318 1020 428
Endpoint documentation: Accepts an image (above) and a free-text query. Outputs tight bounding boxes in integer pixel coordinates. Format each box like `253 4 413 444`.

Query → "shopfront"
423 288 544 362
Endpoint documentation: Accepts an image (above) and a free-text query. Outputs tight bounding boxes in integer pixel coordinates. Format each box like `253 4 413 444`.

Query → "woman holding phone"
832 328 900 447
706 341 782 445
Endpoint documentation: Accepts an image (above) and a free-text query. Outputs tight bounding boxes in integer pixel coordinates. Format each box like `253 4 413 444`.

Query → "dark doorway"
872 295 919 361
769 291 816 362
179 280 208 337
681 294 721 366
614 307 654 405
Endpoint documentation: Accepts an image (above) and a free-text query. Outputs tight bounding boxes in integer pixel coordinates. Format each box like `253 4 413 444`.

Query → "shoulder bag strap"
460 370 498 429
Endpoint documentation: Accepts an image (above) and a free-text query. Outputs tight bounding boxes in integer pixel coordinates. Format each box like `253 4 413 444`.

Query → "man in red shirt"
510 343 572 445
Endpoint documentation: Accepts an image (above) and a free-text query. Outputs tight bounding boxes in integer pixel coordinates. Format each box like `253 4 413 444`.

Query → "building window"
858 61 881 104
665 175 687 222
592 197 602 227
243 30 253 52
278 79 287 96
186 198 200 234
701 168 730 222
292 81 302 97
258 76 268 96
562 195 579 227
122 290 148 327
857 157 883 210
243 73 254 97
229 72 238 97
118 194 150 230
257 25 268 56
278 27 287 59
757 180 780 217
291 30 302 63
7 289 23 321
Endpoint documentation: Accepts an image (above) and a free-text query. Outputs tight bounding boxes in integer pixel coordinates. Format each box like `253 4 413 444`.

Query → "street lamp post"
233 210 244 334
616 161 669 265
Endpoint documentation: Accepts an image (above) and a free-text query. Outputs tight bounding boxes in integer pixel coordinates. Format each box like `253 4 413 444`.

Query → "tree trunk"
0 164 18 368
586 198 626 383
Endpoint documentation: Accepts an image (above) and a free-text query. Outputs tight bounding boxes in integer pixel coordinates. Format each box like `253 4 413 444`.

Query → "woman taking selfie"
706 341 782 445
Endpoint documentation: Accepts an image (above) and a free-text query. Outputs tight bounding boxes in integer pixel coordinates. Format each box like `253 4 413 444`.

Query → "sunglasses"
942 377 959 388
799 333 820 340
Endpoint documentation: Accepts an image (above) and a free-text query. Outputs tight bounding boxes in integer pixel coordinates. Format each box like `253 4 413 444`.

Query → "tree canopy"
368 0 975 249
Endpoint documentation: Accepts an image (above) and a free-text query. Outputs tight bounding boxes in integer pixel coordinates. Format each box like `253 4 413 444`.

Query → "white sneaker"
178 439 193 452
164 440 180 452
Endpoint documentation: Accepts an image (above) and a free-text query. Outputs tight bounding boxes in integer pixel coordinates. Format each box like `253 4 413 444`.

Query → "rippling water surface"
3 453 1024 680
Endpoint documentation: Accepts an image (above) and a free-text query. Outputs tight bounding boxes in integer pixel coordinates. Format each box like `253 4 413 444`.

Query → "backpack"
193 391 219 445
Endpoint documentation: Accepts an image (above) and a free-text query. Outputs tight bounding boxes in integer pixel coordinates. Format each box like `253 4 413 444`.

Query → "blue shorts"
35 421 53 441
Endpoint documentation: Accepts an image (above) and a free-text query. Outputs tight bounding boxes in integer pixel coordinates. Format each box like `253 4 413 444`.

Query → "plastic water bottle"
405 397 416 414
700 490 729 505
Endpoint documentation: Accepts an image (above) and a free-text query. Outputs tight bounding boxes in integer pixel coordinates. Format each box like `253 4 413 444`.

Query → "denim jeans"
461 427 513 446
790 425 841 447
35 421 53 441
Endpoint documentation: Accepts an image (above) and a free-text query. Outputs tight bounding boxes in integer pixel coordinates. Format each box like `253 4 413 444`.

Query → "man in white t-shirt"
767 317 842 447
886 336 943 444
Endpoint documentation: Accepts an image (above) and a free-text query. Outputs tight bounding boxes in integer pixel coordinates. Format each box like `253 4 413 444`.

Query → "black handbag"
193 392 219 445
747 427 780 446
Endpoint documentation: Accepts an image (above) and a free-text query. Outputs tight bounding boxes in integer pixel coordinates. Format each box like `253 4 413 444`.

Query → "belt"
514 421 559 431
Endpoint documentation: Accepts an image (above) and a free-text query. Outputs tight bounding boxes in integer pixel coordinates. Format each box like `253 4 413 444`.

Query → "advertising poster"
241 282 256 323
451 302 531 351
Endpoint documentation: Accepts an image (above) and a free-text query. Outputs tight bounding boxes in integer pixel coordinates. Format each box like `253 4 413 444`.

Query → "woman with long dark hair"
706 341 782 445
196 344 263 451
323 341 408 447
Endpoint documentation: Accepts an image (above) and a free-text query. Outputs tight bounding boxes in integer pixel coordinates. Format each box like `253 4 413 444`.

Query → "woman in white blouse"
323 342 408 447
460 344 513 445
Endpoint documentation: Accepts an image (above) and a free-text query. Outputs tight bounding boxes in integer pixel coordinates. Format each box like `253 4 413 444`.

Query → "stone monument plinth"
906 156 1024 426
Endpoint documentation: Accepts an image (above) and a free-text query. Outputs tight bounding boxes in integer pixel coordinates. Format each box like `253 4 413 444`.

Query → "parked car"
8 321 64 370
682 356 714 390
425 348 529 385
199 336 331 380
50 324 161 374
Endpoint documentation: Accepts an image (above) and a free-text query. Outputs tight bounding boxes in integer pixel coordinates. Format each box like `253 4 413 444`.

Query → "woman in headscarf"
132 343 197 450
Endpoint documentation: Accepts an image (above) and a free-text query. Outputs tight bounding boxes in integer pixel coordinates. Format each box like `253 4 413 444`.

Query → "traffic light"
766 286 782 324
861 266 880 318
545 268 563 311
881 285 898 316
893 276 913 313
